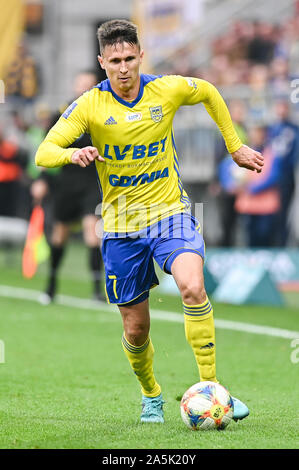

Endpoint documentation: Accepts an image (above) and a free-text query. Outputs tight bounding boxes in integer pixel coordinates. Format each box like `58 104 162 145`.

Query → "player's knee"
125 322 149 346
180 282 207 305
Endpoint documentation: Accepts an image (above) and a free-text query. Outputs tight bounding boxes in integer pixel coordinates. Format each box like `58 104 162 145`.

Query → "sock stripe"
122 335 150 354
184 307 212 317
183 300 213 317
183 299 210 310
184 304 211 313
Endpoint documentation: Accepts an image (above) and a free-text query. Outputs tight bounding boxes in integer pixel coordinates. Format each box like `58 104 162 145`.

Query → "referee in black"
31 71 105 303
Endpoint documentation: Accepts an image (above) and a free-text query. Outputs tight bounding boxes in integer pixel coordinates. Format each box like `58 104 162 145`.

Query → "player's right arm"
35 93 103 168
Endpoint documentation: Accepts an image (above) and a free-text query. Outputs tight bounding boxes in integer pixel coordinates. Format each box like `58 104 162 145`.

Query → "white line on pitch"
0 284 298 340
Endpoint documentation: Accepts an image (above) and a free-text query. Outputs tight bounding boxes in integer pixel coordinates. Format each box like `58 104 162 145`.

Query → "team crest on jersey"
149 105 163 123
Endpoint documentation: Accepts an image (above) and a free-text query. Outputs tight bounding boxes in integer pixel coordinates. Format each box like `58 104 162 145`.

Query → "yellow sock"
121 334 161 397
183 298 217 383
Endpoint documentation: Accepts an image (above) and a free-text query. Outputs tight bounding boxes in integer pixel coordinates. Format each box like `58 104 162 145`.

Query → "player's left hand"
231 145 264 173
71 146 105 167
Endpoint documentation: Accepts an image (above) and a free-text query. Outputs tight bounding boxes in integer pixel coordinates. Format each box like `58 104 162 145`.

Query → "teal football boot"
231 396 249 421
141 393 165 423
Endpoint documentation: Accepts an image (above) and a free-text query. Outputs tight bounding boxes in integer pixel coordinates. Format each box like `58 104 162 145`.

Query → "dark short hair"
97 19 140 55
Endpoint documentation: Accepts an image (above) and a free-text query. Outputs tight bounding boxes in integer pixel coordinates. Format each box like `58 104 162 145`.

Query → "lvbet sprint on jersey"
36 74 242 233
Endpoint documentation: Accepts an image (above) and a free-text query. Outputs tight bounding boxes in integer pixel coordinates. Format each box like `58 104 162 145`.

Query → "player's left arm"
231 144 264 173
176 76 264 173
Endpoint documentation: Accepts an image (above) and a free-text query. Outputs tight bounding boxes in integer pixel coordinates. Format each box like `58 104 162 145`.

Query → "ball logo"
211 404 224 420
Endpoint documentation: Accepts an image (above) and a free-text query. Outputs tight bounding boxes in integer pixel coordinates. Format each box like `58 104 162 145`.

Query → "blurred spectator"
235 125 281 247
25 105 52 179
247 21 276 65
268 99 299 246
4 42 39 103
276 17 299 73
0 123 28 217
248 64 269 92
269 57 291 96
4 108 51 219
8 106 52 175
6 110 32 160
212 99 249 246
247 64 270 122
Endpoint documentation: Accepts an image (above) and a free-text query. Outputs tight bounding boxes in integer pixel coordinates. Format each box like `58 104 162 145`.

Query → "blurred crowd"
171 8 299 93
198 18 299 93
211 98 298 248
4 42 40 103
0 104 51 221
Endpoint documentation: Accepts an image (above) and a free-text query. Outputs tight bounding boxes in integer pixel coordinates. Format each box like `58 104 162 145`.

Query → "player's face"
98 42 144 97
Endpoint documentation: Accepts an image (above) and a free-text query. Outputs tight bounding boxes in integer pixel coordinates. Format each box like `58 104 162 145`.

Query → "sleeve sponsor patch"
62 101 78 119
185 78 198 89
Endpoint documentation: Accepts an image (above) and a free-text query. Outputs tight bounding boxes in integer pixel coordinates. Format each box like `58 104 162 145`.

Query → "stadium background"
0 0 298 450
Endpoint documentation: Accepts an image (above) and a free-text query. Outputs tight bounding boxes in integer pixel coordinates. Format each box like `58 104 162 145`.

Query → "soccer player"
35 20 264 423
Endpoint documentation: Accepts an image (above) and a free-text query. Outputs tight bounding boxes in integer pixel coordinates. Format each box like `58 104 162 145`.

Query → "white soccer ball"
180 381 234 430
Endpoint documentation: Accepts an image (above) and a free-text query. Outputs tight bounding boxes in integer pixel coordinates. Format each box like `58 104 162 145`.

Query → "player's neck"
110 75 141 102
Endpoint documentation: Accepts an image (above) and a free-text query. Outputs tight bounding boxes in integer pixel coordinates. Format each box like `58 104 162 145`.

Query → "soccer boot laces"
141 393 165 423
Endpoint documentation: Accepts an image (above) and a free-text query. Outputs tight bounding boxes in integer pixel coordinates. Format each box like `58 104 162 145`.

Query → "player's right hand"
71 146 105 167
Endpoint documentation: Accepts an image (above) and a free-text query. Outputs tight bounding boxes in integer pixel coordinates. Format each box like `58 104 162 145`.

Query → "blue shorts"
102 213 205 306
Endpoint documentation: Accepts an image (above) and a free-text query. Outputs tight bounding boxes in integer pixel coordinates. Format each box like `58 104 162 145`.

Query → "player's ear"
98 55 105 70
139 49 144 64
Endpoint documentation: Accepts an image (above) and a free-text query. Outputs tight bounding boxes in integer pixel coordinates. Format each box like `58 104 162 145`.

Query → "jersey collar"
107 74 145 109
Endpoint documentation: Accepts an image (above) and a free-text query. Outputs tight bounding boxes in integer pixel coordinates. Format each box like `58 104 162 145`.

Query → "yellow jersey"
35 74 242 232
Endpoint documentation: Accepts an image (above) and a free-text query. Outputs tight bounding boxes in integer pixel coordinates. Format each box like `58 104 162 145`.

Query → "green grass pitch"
0 242 298 449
